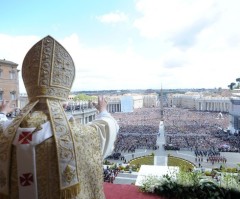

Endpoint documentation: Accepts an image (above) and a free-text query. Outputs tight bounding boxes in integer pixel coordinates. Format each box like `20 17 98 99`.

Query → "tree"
236 78 240 89
73 94 96 101
229 82 236 90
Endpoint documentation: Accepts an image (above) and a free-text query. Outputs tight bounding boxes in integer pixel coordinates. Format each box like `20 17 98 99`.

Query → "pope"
0 36 119 199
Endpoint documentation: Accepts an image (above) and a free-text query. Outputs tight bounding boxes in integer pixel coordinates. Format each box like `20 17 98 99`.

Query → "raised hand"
93 96 107 112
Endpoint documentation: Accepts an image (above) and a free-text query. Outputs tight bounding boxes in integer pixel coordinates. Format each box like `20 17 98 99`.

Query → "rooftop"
0 59 18 66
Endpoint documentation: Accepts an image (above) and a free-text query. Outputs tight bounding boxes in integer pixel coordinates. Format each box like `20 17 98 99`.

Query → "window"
9 70 15 79
0 68 2 78
10 91 16 100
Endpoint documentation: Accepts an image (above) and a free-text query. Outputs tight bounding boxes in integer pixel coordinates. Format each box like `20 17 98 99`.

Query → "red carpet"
104 183 164 199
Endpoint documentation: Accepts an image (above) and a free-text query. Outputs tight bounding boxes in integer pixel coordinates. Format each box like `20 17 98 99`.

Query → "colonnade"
197 101 230 112
107 103 121 113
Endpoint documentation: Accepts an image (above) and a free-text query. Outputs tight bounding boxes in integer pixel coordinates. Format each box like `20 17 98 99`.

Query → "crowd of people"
12 105 240 154
111 106 240 155
194 149 227 167
164 107 240 151
103 166 119 183
112 108 161 153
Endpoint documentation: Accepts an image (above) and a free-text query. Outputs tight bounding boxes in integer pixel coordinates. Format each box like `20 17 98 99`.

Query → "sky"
1 0 240 93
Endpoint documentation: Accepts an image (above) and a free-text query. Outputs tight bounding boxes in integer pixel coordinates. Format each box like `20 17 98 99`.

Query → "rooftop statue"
0 35 119 199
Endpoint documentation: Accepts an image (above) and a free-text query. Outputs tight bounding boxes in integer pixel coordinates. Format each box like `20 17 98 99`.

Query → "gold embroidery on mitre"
22 36 75 101
63 165 76 184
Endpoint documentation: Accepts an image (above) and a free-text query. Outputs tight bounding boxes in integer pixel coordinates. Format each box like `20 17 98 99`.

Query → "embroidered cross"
18 131 32 144
19 173 34 186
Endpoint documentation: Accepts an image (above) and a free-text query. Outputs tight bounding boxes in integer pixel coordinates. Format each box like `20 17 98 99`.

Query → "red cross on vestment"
18 131 32 144
19 173 34 186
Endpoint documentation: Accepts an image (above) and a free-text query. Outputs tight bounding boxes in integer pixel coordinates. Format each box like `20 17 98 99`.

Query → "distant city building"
106 93 159 113
68 94 76 100
132 95 143 109
167 92 230 113
19 92 159 116
195 97 230 112
120 96 134 112
167 92 200 109
19 93 28 108
143 93 158 108
228 93 240 134
0 59 20 108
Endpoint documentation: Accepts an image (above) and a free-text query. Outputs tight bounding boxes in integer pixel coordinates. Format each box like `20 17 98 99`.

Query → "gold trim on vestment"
0 36 83 198
47 99 80 197
0 99 80 198
60 183 81 199
0 100 39 196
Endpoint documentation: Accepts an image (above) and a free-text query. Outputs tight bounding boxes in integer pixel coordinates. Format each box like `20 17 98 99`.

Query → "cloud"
2 0 240 95
96 11 128 24
164 59 186 69
52 34 165 91
0 34 40 64
129 0 240 89
171 17 218 49
133 0 218 40
2 31 239 92
0 34 40 93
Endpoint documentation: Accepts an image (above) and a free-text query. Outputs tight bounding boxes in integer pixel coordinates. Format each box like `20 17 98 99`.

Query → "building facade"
228 95 240 134
168 92 230 113
143 93 158 108
0 59 19 108
69 109 97 124
167 92 200 109
106 93 159 113
195 97 230 112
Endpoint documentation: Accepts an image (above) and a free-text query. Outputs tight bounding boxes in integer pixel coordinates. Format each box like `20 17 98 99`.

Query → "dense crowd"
112 106 240 154
112 108 161 153
164 107 240 151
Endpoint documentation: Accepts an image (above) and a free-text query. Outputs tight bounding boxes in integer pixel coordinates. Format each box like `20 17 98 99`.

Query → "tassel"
60 183 81 199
